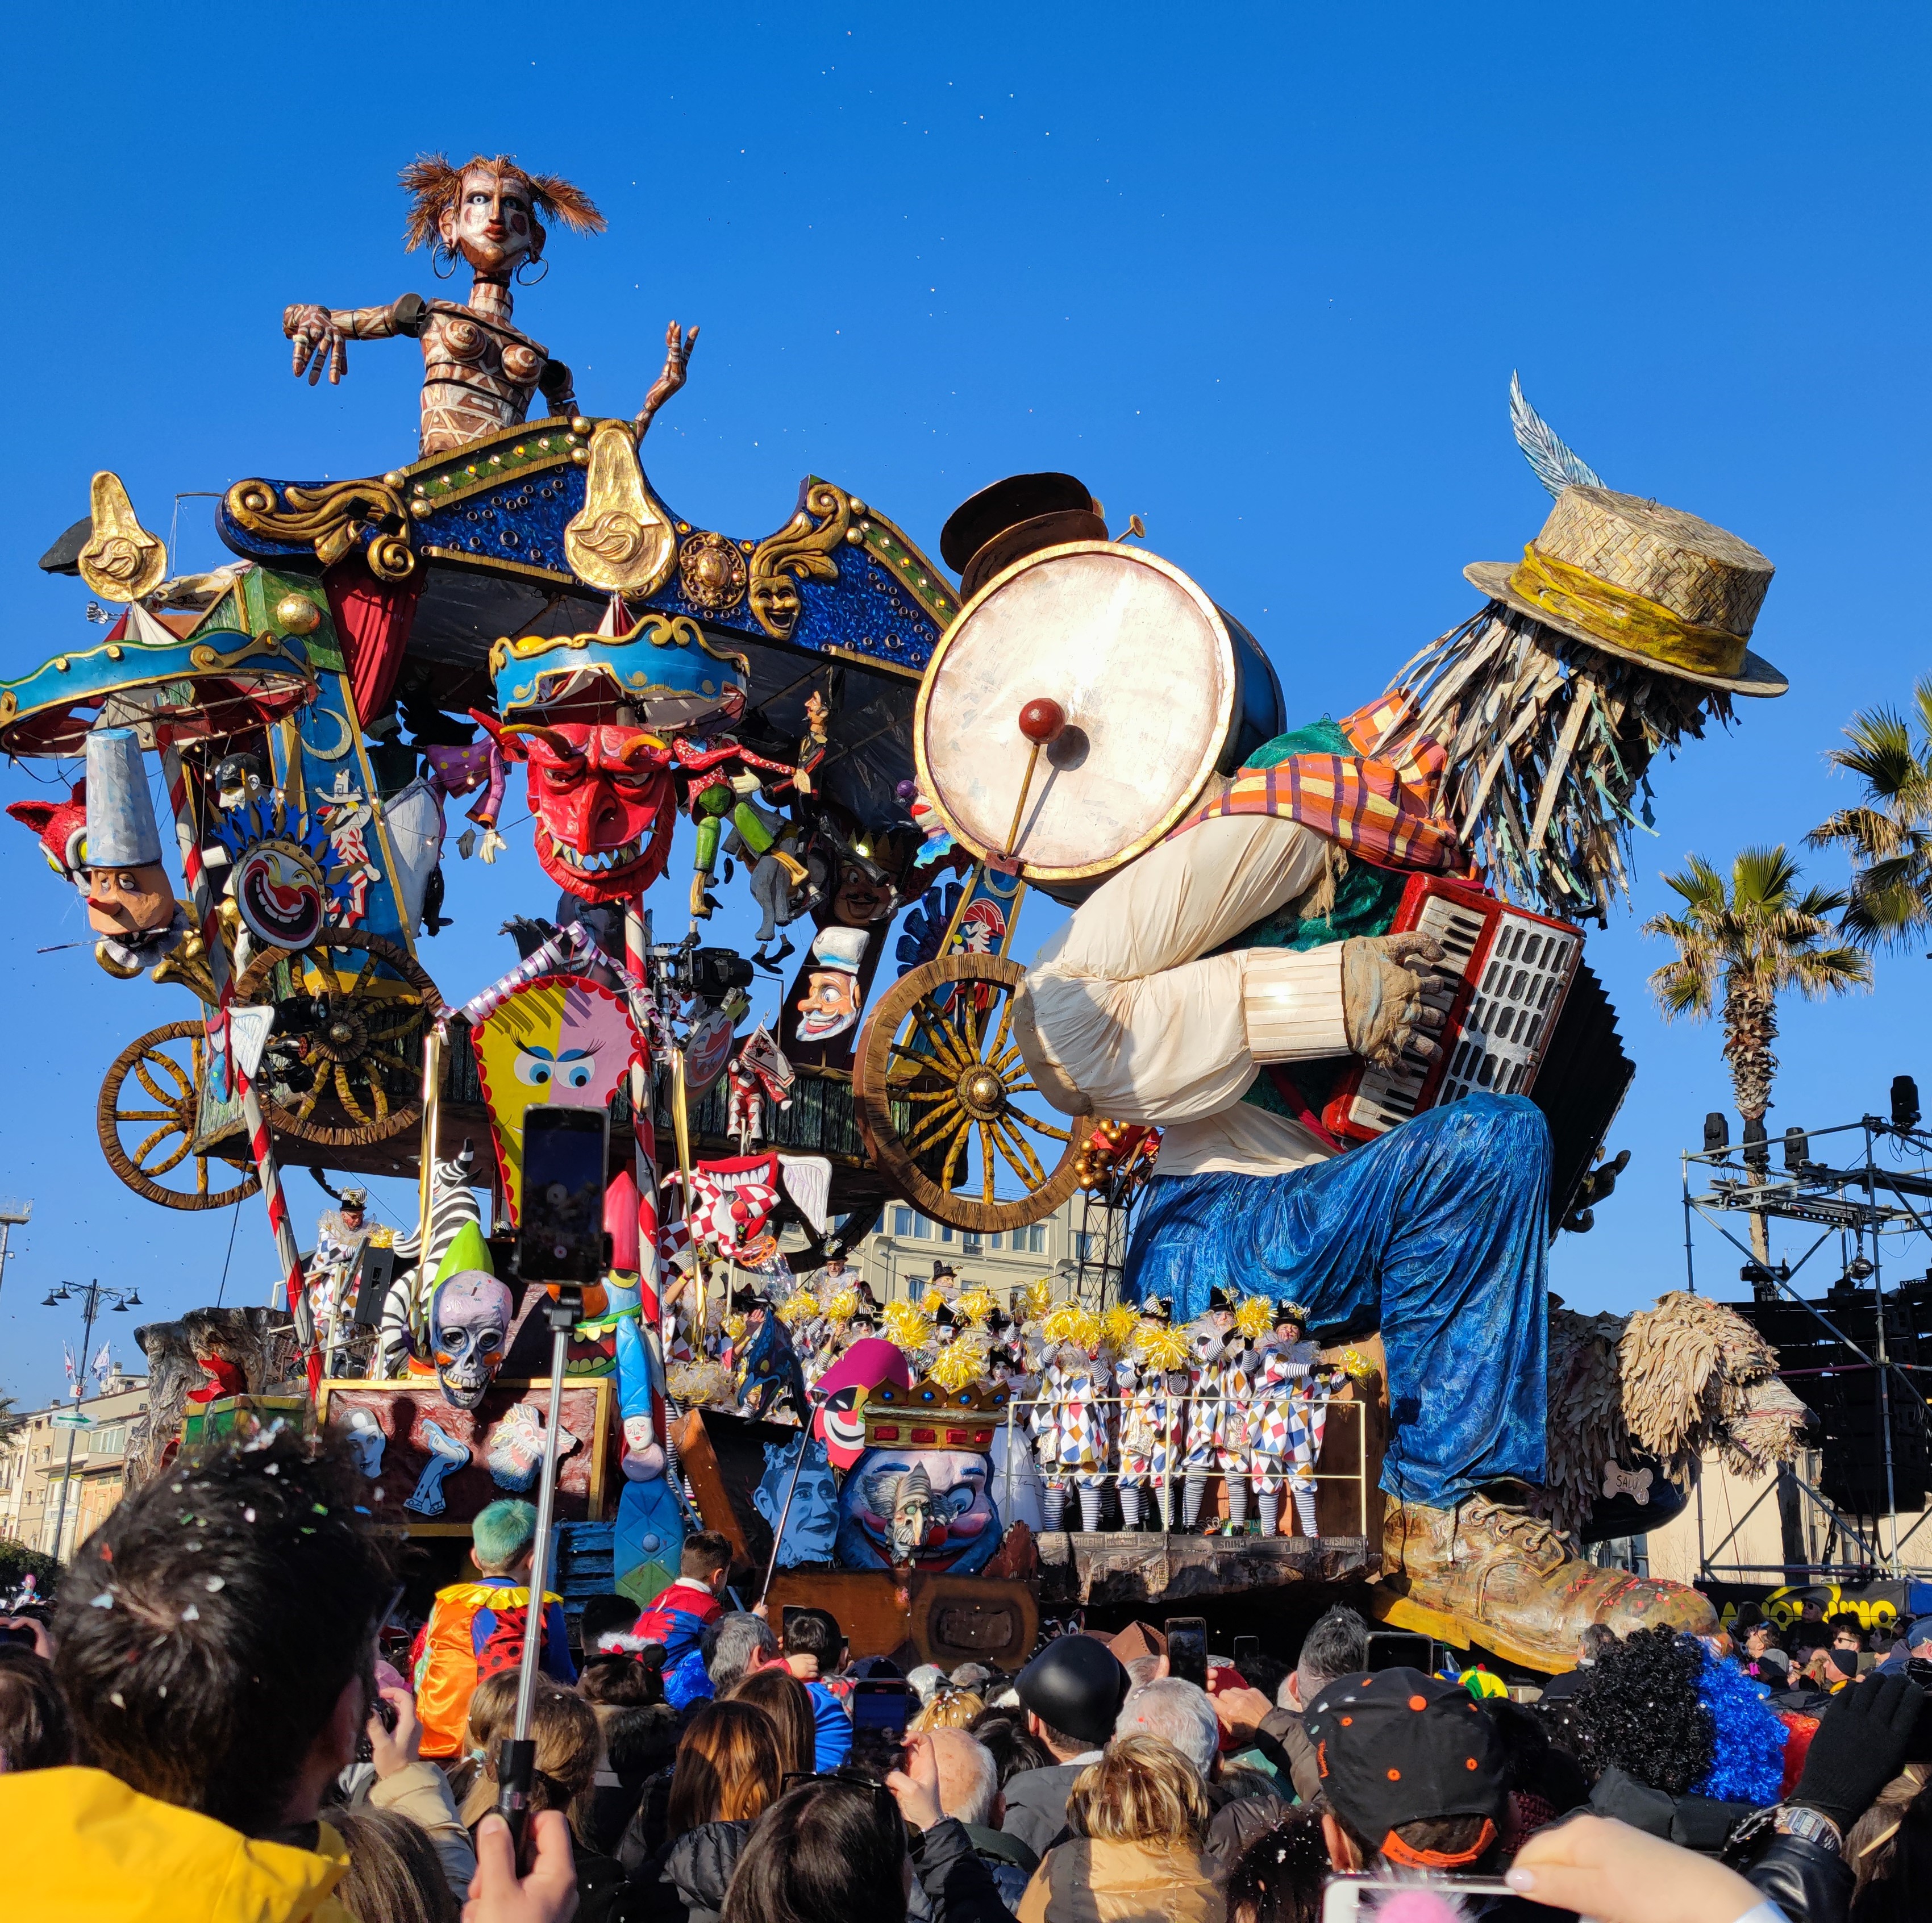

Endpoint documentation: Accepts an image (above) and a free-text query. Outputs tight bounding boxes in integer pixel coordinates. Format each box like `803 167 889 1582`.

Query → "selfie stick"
496 1271 585 1858
759 1389 823 1601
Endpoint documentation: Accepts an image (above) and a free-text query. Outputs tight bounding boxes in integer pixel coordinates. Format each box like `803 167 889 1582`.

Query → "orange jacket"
412 1577 574 1759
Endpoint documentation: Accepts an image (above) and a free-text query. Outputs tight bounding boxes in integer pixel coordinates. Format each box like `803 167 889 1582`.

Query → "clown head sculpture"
812 1335 912 1471
428 1269 515 1410
833 1376 1006 1574
7 779 89 881
795 926 868 1044
472 713 676 905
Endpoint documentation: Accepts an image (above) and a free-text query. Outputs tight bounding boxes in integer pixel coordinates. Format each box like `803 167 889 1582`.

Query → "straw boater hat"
1464 486 1785 698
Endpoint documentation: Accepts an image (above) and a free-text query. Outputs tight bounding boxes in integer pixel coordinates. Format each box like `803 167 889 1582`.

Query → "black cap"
1015 1634 1130 1749
1208 1288 1235 1315
1303 1668 1506 1865
730 1287 763 1314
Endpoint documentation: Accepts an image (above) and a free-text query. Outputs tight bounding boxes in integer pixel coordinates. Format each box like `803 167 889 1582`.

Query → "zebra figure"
378 1144 483 1377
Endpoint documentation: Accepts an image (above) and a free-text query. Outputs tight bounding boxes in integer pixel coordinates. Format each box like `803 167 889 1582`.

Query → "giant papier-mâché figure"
281 152 696 459
977 393 1788 1667
834 1376 1006 1575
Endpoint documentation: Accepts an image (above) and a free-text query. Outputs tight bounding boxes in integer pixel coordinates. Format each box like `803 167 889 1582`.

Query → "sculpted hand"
284 303 348 386
1340 931 1450 1069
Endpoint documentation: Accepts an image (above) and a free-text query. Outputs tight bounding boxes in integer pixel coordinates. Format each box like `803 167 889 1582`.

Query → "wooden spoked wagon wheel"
235 929 444 1148
97 1021 261 1211
853 954 1085 1233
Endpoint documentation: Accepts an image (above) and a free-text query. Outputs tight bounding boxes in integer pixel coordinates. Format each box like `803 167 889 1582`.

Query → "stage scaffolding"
1682 1109 1932 1581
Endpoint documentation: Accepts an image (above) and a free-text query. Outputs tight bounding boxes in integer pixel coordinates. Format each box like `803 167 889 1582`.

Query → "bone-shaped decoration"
405 1419 473 1516
1602 1461 1653 1505
486 1400 578 1491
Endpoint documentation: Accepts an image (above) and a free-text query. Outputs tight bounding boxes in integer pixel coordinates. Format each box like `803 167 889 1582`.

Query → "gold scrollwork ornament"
747 482 853 639
78 472 168 603
678 530 748 611
224 477 415 582
564 421 678 598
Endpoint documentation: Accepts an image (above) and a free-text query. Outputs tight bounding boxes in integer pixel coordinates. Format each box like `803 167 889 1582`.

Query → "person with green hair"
414 1499 576 1760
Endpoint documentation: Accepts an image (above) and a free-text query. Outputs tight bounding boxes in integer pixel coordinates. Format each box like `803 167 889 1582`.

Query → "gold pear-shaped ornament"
78 472 168 603
564 421 677 598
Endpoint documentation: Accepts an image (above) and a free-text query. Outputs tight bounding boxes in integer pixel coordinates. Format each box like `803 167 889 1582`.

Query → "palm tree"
1643 846 1871 1259
1808 676 1932 954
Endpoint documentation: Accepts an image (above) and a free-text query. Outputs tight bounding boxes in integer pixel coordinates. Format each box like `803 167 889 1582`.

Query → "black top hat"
1208 1288 1235 1315
935 1305 957 1330
822 1238 847 1262
931 1260 958 1283
940 473 1109 602
1273 1299 1311 1327
730 1287 764 1315
1139 1296 1172 1325
1015 1634 1130 1749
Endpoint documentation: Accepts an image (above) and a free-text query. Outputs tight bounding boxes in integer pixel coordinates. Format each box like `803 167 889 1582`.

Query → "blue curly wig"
1690 1641 1788 1804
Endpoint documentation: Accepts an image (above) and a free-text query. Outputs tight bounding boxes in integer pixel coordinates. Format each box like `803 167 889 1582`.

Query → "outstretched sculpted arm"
282 293 427 386
635 318 699 437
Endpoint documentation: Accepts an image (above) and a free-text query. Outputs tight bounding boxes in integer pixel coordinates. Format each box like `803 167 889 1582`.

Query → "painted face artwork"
753 1434 839 1567
831 861 896 929
811 1337 912 1471
440 164 538 276
428 1270 515 1410
835 1447 1000 1574
482 719 677 904
232 840 327 948
473 973 642 1224
621 1412 665 1483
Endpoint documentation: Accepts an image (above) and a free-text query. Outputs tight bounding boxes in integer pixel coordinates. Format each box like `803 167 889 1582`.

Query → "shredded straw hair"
1068 1734 1211 1846
399 153 605 252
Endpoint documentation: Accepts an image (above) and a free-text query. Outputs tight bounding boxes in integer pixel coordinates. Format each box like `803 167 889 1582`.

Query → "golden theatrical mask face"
86 863 177 938
440 166 542 275
749 574 803 637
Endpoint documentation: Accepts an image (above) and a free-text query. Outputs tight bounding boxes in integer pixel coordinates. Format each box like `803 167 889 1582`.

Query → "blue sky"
2 3 1929 1407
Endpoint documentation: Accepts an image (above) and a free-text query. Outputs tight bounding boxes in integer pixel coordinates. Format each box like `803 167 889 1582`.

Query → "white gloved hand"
1339 931 1450 1069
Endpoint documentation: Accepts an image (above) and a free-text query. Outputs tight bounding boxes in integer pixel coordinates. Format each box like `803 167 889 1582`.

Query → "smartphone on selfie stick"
496 1105 611 1864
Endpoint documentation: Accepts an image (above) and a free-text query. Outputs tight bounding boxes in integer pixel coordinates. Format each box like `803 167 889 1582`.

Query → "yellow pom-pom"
667 1360 737 1409
365 1226 397 1249
918 1286 946 1315
1235 1296 1275 1341
1101 1304 1140 1352
1339 1346 1376 1383
1042 1303 1102 1351
1017 1279 1052 1323
1134 1324 1192 1371
884 1301 935 1353
955 1288 996 1327
928 1340 983 1391
776 1290 819 1326
823 1287 860 1323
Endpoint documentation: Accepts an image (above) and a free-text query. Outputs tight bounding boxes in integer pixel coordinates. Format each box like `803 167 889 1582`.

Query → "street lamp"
43 1280 142 1563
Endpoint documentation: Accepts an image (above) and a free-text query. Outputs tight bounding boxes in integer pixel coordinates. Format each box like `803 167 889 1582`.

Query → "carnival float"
3 153 1814 1674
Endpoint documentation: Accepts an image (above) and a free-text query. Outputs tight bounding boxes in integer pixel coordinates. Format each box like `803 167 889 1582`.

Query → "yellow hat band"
1506 544 1748 679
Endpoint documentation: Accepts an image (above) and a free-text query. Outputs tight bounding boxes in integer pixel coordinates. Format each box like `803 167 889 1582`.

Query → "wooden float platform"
1035 1530 1378 1608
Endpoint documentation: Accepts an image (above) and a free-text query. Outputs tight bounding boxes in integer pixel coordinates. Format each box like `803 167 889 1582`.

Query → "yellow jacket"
1017 1837 1226 1923
0 1766 356 1921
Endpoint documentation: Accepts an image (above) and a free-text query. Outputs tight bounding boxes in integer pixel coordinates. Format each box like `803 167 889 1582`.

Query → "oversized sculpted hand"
284 303 348 386
1339 931 1451 1069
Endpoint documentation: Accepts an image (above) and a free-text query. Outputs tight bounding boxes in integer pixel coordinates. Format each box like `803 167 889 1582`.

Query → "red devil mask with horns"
470 711 677 904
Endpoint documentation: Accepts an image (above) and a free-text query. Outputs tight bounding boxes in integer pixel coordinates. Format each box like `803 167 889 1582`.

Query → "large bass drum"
914 542 1283 905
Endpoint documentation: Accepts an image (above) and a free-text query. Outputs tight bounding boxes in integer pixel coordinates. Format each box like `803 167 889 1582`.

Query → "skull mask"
473 714 676 905
428 1270 515 1410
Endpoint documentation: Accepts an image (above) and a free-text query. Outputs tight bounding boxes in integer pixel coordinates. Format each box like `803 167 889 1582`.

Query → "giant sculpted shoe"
1380 1492 1716 1671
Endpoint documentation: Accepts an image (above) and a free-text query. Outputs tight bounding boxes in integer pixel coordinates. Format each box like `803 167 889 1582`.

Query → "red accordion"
1321 875 1585 1144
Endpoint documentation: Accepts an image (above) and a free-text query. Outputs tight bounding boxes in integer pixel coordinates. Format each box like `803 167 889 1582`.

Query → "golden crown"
861 1375 1010 1454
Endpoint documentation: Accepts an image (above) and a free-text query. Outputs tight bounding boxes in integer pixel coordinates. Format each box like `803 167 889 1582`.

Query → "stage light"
1784 1126 1810 1171
1704 1112 1730 1154
1892 1075 1921 1130
1848 1256 1874 1280
1743 1115 1769 1173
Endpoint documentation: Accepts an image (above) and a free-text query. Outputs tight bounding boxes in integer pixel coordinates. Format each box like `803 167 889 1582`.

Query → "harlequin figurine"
1179 1288 1235 1530
1117 1297 1188 1531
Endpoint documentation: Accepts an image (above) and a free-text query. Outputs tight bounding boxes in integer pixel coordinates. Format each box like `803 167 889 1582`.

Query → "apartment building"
846 1191 1101 1305
0 1371 149 1562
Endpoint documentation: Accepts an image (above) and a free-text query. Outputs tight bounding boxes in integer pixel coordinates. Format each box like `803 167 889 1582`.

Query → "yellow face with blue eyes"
474 973 643 1225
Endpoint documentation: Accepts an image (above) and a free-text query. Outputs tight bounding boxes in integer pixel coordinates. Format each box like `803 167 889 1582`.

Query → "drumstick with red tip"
1002 698 1067 860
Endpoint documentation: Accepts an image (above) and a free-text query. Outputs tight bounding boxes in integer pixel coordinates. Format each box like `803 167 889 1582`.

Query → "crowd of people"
0 1427 1927 1923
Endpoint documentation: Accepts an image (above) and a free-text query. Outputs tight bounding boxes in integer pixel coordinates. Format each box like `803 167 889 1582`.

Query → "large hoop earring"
432 242 457 280
516 255 549 286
